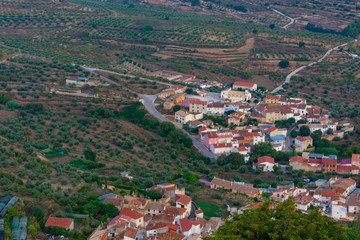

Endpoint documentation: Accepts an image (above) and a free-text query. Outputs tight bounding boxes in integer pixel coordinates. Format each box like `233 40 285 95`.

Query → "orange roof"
124 228 137 239
290 156 307 164
352 154 360 162
295 136 312 142
45 217 73 229
257 156 275 164
233 82 256 87
265 95 281 100
237 146 247 152
120 208 143 220
164 206 186 216
175 194 191 205
153 214 175 223
179 218 193 232
267 127 278 133
322 191 335 197
189 100 207 105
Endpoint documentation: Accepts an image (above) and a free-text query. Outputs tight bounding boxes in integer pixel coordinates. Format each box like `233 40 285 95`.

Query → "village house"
45 217 74 230
120 208 144 228
158 89 175 99
171 85 187 94
232 82 257 91
264 95 281 104
164 206 187 222
221 89 251 102
144 202 166 216
164 93 185 110
206 102 225 115
175 110 203 124
227 112 246 126
252 156 275 172
331 196 347 220
242 132 265 144
210 143 233 155
175 194 192 216
178 218 201 237
292 193 314 211
210 177 262 198
145 222 179 237
347 189 360 215
65 76 87 86
294 136 313 152
352 154 360 167
189 100 208 113
265 127 287 137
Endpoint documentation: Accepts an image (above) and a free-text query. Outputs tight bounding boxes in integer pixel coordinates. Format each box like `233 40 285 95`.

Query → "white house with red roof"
233 82 257 91
178 218 201 237
210 143 233 155
175 194 192 216
293 193 314 211
146 223 179 237
120 208 144 228
253 156 275 172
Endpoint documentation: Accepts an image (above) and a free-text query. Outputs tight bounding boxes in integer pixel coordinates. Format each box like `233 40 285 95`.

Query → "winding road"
82 66 218 160
271 9 295 29
271 41 353 94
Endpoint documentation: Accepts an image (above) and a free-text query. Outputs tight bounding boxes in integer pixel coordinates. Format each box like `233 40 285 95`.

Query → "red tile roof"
45 217 73 229
295 136 312 142
189 100 207 105
290 156 307 164
337 165 359 172
164 206 186 216
233 82 256 87
267 127 278 133
321 158 337 165
265 95 281 100
237 146 247 152
153 214 175 223
120 208 143 220
175 194 191 205
124 228 137 239
257 156 275 164
167 223 179 232
179 218 192 232
322 191 335 197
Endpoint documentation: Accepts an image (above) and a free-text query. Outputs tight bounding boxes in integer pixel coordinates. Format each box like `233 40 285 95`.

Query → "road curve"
272 9 294 29
82 66 218 160
271 41 353 94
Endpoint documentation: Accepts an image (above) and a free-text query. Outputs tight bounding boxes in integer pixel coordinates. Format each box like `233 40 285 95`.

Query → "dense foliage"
208 199 350 240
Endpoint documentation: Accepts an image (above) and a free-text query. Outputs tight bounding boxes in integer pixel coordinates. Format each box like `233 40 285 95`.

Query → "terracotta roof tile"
120 208 143 220
175 194 191 205
124 228 137 239
45 217 73 229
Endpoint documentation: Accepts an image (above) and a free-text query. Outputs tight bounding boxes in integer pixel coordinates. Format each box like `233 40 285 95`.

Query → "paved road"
82 66 218 160
283 124 296 152
272 9 295 29
271 41 353 94
188 201 198 220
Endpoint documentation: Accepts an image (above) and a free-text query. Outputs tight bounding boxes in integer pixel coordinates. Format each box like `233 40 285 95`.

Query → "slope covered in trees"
207 199 358 240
